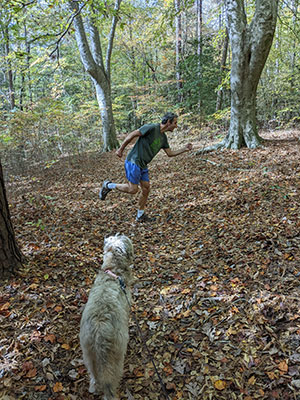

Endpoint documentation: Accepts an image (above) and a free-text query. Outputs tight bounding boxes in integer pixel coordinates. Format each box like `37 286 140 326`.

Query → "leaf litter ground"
1 130 300 400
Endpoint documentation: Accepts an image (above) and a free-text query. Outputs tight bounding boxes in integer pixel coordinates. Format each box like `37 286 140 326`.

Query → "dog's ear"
125 238 134 261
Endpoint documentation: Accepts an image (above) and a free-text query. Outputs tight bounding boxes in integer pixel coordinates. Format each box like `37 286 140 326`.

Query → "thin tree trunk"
129 22 138 128
0 162 24 279
4 26 15 110
216 28 229 111
24 21 33 105
195 0 203 113
196 0 203 77
175 0 183 103
20 74 25 110
290 0 298 87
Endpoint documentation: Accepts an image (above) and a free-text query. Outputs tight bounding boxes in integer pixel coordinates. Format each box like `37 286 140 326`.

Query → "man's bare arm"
163 143 193 157
116 130 142 158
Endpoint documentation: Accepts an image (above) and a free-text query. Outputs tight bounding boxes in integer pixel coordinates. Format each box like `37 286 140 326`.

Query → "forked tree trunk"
69 0 120 151
0 163 24 278
199 0 278 153
223 0 279 149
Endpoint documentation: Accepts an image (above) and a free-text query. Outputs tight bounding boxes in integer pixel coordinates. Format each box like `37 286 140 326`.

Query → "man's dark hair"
161 112 178 124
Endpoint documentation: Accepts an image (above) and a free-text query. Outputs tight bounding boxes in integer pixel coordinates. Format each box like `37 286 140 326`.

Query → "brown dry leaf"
267 371 277 380
44 334 56 343
163 364 173 375
133 368 144 377
35 385 47 392
166 382 176 390
22 361 34 371
0 302 10 311
214 380 227 390
26 368 37 378
2 130 300 400
53 382 64 393
278 360 288 372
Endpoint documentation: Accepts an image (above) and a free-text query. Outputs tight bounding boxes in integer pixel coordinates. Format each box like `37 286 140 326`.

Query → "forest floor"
1 129 300 400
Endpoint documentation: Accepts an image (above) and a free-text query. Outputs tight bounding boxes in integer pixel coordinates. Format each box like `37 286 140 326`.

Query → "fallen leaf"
35 385 47 392
53 382 63 392
278 360 288 372
44 334 56 343
214 380 227 390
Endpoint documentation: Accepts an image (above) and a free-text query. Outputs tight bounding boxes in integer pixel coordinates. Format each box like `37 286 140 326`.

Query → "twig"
197 158 252 172
49 1 88 58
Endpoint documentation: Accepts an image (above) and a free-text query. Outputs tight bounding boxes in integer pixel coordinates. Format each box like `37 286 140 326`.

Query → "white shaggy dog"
80 234 134 399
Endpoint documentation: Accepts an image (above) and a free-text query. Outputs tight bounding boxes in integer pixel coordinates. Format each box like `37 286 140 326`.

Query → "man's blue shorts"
125 160 149 184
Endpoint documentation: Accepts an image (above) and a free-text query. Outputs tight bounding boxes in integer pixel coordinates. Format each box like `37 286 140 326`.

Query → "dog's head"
103 234 134 266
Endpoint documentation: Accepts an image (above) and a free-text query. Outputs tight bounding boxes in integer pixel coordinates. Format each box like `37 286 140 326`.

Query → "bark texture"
204 0 278 152
175 0 183 102
0 163 23 279
69 1 120 151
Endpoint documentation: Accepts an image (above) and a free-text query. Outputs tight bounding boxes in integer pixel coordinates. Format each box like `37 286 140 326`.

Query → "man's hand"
186 143 193 151
116 148 123 158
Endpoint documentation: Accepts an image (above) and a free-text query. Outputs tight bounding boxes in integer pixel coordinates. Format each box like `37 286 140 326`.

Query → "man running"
99 112 193 222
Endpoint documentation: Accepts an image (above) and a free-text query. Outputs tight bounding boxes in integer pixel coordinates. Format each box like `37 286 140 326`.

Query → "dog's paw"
88 379 98 394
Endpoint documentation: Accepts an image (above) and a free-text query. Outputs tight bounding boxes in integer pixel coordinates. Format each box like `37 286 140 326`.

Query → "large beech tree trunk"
209 0 278 151
0 163 23 278
69 0 120 151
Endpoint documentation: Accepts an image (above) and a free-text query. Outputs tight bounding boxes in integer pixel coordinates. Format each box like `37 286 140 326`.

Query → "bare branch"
49 1 88 58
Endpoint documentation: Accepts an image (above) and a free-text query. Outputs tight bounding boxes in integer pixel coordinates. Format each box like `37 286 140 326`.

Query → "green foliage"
0 0 299 170
0 98 102 174
179 35 221 114
257 1 300 127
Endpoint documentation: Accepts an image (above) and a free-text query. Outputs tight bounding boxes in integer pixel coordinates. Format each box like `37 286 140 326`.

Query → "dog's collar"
104 269 127 293
104 269 119 280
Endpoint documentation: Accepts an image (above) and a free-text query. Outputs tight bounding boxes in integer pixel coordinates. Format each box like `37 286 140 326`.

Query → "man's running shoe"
99 180 112 200
136 213 156 223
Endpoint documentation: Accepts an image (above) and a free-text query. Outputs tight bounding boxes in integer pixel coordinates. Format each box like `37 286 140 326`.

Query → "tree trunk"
195 0 203 112
196 0 203 76
93 78 117 150
4 25 15 110
290 0 298 87
222 0 279 149
24 20 33 105
0 162 24 279
175 0 183 103
68 0 120 151
216 28 229 111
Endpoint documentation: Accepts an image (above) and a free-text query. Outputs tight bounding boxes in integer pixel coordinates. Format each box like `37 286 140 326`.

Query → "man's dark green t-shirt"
126 123 170 169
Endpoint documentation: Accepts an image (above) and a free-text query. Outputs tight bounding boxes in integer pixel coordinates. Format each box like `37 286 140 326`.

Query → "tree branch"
106 0 122 77
49 1 88 58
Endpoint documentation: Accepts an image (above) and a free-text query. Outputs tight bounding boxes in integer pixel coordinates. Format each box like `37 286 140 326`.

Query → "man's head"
161 112 178 132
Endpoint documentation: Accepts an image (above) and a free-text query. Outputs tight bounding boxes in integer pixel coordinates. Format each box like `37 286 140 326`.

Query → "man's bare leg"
100 180 138 200
138 180 150 211
115 182 139 195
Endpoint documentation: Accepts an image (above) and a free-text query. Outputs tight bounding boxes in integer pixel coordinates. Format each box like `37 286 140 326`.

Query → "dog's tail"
103 383 115 399
92 353 119 399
